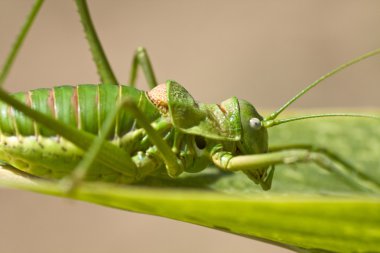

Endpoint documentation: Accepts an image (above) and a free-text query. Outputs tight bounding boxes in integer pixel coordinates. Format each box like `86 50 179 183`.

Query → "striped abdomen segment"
0 84 160 138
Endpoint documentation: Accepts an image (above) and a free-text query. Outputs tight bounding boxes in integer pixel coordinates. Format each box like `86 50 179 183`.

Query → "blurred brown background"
0 1 379 252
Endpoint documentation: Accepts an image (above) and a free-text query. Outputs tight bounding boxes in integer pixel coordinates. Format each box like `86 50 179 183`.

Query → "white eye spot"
249 118 262 129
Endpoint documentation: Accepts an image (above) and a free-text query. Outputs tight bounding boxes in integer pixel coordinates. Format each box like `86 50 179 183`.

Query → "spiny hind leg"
75 0 119 85
212 146 380 192
128 47 158 89
0 0 44 86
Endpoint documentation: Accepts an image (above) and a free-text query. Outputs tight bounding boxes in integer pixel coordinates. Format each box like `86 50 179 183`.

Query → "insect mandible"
0 0 380 192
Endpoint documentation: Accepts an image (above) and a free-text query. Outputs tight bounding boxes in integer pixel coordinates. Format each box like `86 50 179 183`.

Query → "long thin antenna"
265 48 380 121
262 113 380 128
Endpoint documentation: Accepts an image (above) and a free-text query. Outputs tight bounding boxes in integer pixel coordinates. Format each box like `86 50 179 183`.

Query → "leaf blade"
0 113 379 252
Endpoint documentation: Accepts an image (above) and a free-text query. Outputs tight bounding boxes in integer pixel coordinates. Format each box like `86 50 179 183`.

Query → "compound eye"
249 118 262 130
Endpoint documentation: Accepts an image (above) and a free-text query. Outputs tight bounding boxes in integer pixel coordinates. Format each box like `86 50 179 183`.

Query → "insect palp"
249 117 262 130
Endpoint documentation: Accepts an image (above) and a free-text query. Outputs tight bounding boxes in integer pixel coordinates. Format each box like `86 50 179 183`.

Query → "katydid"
0 0 380 192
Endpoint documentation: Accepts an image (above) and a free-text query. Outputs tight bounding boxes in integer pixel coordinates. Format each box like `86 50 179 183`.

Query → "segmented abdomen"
0 84 160 138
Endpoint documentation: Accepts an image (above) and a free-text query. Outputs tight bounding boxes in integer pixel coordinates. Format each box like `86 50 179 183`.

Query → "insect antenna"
262 113 380 128
262 48 380 128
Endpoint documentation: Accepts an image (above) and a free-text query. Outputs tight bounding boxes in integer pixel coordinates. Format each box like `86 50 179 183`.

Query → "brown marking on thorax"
147 83 168 113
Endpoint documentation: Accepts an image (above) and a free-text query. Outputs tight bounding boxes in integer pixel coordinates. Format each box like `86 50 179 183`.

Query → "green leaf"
0 113 380 253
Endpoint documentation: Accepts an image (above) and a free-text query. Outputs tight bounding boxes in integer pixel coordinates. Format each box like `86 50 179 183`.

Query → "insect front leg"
212 147 380 192
122 98 183 177
128 47 158 88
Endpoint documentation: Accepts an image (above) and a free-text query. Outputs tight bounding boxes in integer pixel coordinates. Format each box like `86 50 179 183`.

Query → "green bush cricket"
1 0 380 193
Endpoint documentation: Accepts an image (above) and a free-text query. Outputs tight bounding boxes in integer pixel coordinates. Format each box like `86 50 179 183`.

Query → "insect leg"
212 148 380 192
122 98 183 177
0 0 44 86
75 0 118 85
269 144 380 189
128 47 158 89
